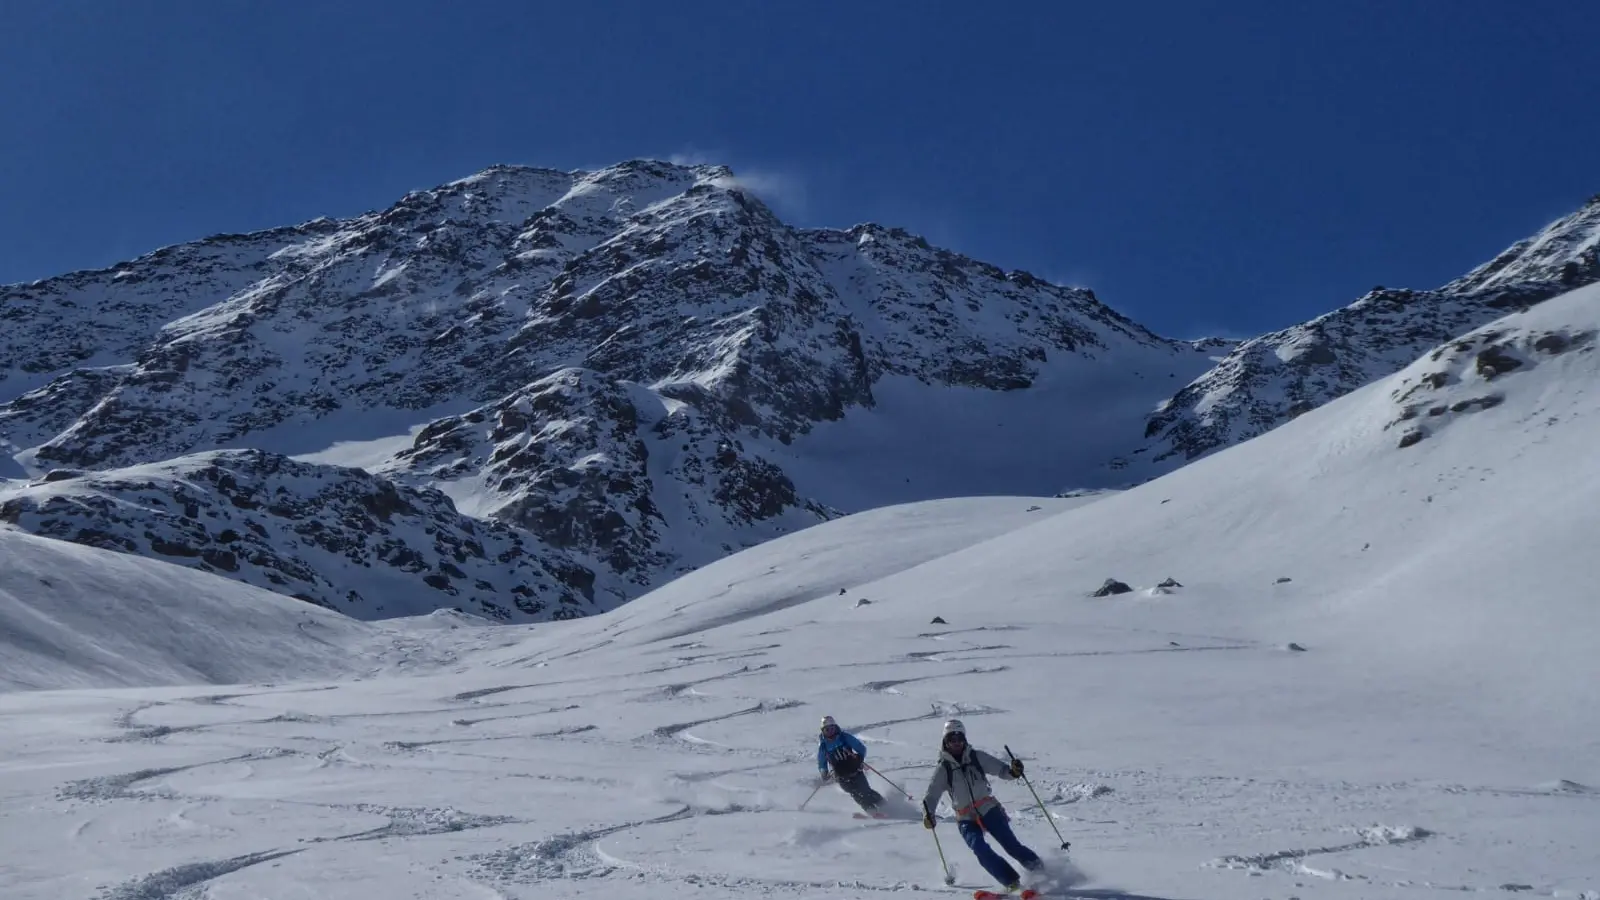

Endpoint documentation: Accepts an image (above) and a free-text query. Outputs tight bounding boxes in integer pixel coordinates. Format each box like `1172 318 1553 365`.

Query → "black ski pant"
835 769 883 811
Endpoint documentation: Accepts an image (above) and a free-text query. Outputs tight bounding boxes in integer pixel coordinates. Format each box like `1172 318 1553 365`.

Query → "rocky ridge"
0 450 609 621
1122 195 1600 475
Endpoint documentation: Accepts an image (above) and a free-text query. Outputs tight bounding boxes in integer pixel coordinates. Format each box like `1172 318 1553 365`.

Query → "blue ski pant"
958 805 1042 886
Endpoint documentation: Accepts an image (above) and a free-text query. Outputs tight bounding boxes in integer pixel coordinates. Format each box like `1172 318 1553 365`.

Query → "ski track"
1204 825 1578 895
97 848 305 900
859 665 1011 693
651 698 807 739
58 748 299 803
17 619 1596 900
1208 824 1435 876
655 662 779 698
304 803 522 844
41 641 1044 897
385 724 598 751
467 805 695 883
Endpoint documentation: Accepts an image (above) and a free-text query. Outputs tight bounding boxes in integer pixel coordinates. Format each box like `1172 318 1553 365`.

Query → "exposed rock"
1092 578 1133 597
1450 395 1504 413
1382 304 1587 448
930 616 947 625
1157 577 1183 588
1474 344 1524 379
1532 329 1595 355
1533 332 1572 354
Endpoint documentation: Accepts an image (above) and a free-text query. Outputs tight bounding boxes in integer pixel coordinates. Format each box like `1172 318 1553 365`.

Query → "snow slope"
0 527 386 691
2 286 1597 900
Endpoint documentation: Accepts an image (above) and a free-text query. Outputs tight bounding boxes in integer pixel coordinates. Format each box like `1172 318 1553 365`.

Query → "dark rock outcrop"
1092 578 1133 597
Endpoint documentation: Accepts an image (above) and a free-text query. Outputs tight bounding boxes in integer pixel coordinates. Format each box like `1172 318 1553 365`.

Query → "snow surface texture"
1123 194 1600 479
0 158 1228 619
2 284 1597 898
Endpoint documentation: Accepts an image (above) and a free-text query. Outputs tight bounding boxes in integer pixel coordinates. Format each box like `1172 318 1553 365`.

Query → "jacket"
818 730 868 776
922 746 1014 822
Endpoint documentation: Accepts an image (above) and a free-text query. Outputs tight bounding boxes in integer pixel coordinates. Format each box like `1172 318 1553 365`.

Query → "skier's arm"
922 769 945 816
817 742 828 774
843 732 867 759
974 749 1014 780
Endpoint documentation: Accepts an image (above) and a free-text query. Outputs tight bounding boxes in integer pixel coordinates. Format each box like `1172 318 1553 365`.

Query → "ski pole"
799 775 826 811
864 763 914 800
924 801 954 885
1004 744 1071 851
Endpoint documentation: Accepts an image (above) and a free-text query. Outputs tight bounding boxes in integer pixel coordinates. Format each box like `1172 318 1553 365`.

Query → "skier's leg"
958 818 1022 887
864 783 885 808
835 771 860 802
839 772 881 810
849 771 884 809
979 807 1043 871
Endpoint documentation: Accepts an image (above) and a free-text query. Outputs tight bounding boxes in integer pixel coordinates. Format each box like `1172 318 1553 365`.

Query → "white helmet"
820 715 838 732
942 718 966 738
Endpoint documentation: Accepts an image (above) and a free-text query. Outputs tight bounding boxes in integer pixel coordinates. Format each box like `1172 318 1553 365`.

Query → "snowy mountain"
3 283 1596 900
1121 193 1600 477
0 159 1225 619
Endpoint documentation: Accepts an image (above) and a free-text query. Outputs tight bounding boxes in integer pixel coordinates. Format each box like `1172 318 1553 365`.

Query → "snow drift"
0 527 379 690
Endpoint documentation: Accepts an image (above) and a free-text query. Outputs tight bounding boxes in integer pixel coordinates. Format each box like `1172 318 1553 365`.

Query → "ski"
852 811 889 819
972 891 1039 900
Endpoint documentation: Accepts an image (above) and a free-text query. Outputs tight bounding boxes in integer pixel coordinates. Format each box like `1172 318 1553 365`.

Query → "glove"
1009 759 1025 777
922 812 936 830
819 770 832 783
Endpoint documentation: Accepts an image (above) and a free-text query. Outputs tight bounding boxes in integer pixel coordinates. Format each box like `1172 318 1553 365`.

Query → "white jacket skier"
920 719 1043 890
921 718 1018 821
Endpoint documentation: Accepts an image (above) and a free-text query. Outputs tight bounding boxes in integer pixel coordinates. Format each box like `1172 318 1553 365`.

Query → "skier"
816 715 884 813
921 718 1044 892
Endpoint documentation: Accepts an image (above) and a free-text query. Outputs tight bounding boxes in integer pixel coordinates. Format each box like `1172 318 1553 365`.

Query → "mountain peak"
2 155 1224 619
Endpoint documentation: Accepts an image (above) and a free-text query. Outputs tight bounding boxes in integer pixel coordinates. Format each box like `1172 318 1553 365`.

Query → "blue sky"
1 1 1595 338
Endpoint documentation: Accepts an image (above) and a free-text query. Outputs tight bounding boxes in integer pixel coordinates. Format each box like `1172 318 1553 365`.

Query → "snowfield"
2 286 1599 899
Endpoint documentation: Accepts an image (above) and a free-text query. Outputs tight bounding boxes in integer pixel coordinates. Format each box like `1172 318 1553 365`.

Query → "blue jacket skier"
816 715 884 813
921 718 1043 890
